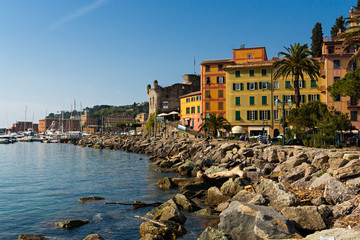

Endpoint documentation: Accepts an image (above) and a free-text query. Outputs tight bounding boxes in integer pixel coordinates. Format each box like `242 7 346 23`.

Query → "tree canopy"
198 113 231 137
274 43 320 108
311 22 323 57
328 67 360 100
331 16 347 37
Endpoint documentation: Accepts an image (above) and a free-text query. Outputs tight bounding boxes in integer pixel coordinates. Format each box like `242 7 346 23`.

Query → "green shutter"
250 96 254 105
259 82 262 89
302 80 306 88
216 77 219 83
308 95 311 101
317 94 320 101
235 97 240 106
247 83 249 90
267 110 271 120
291 95 295 103
255 82 258 90
255 111 258 120
236 71 240 77
233 83 235 90
285 81 290 88
259 111 263 120
236 111 241 120
197 106 200 113
247 111 250 120
240 83 244 90
266 82 269 89
311 80 316 87
302 95 306 103
262 96 267 105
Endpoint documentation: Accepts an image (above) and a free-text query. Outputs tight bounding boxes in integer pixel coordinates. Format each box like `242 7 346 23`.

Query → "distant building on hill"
147 74 200 116
38 118 81 133
103 114 134 129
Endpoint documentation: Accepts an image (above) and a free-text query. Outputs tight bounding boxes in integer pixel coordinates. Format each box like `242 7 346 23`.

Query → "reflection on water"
0 142 214 239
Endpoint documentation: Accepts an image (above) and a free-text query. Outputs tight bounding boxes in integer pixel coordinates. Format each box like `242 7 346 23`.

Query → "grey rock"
254 178 298 211
55 219 89 229
197 227 231 240
206 187 230 207
332 201 356 218
220 178 247 197
231 190 266 205
18 235 47 240
304 228 360 240
154 206 187 225
310 173 336 188
157 177 175 190
312 153 329 171
173 193 200 212
281 206 326 231
324 179 356 204
83 234 105 240
219 201 298 240
334 159 360 179
205 166 228 175
78 196 105 203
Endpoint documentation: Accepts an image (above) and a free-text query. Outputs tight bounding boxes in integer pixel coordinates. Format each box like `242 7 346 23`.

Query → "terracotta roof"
224 60 276 70
200 58 233 65
179 91 201 98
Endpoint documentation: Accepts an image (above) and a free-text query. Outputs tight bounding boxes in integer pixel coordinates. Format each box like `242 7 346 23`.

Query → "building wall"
147 74 200 116
322 39 360 130
104 114 134 129
179 91 202 131
11 121 38 133
38 118 81 133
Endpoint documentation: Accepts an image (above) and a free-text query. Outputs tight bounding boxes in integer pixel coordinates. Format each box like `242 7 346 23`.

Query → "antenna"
194 56 196 75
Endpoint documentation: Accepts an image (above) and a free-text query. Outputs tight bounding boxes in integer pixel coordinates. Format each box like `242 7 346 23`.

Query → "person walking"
258 134 263 143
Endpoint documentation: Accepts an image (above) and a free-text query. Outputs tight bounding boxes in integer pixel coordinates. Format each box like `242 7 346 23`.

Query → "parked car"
284 139 304 146
270 137 279 145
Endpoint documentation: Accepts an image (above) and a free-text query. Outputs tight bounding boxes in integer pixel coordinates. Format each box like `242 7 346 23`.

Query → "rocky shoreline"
69 135 360 239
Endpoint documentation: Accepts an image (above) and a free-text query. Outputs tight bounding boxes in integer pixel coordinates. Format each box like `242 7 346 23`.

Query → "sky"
0 0 356 128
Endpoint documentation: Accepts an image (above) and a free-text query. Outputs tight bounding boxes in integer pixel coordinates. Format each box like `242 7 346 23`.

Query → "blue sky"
0 0 356 128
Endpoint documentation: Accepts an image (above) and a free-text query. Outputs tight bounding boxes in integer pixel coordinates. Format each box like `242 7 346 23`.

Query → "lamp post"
274 98 293 145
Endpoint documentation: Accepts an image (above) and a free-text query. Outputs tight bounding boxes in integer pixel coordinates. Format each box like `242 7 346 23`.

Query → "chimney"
323 36 328 42
338 28 342 35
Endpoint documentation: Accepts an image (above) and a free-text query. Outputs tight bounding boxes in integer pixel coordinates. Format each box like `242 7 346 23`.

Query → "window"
205 102 210 110
186 107 190 114
235 97 240 106
250 96 255 105
285 81 291 89
334 95 341 101
274 95 279 102
301 95 306 103
262 96 267 105
284 95 292 102
218 102 223 110
235 71 240 77
218 90 223 98
247 111 257 120
308 94 320 101
218 64 223 71
217 76 224 83
334 60 340 69
163 101 168 109
351 111 358 121
262 69 267 76
351 62 357 71
248 82 257 90
191 107 195 114
191 97 195 102
197 106 200 113
298 80 305 88
205 65 210 72
206 77 210 84
205 90 210 98
259 110 270 120
350 96 358 105
248 54 252 59
186 98 190 103
259 82 268 89
274 81 279 89
334 76 340 82
311 80 316 88
249 70 255 77
235 111 241 120
285 110 290 117
274 110 279 120
233 83 243 91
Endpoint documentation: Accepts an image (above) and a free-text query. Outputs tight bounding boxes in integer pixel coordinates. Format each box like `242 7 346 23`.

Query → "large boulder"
78 196 105 203
310 173 336 188
332 201 356 218
177 161 196 176
311 153 329 171
262 147 279 163
304 228 360 240
220 178 248 197
333 159 360 179
231 190 266 205
281 206 326 231
173 194 200 212
281 153 308 171
278 163 314 187
157 177 176 190
154 206 186 225
324 179 356 205
55 219 89 229
253 179 298 211
197 227 231 240
218 201 299 240
83 234 105 240
139 220 186 239
18 235 47 240
206 187 230 207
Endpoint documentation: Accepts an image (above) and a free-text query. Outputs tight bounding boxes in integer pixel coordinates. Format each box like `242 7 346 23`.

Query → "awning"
184 118 191 121
232 126 246 134
169 111 179 115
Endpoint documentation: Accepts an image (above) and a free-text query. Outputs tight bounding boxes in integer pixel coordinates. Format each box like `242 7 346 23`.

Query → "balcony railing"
347 100 360 108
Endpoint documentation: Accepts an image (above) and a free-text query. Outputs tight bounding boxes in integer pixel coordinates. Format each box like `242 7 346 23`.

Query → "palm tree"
198 113 231 137
274 43 320 108
335 7 360 68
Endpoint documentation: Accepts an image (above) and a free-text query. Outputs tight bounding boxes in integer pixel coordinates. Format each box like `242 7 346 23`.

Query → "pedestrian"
258 134 263 143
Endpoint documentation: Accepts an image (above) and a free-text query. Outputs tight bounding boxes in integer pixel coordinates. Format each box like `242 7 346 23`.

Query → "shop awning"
232 126 246 134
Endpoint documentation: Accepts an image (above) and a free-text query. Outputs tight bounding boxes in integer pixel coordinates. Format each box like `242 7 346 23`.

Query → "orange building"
200 47 268 120
179 91 202 131
38 118 81 133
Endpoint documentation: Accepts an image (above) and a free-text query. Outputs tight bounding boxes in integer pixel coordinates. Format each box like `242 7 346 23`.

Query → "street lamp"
274 98 293 145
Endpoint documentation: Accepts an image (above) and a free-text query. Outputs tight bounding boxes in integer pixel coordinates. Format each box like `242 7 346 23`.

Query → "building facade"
179 91 202 131
322 37 360 130
11 121 38 133
38 118 81 133
103 114 134 129
147 74 200 116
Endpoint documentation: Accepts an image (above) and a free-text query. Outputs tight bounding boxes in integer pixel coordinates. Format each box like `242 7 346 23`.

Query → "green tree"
274 43 320 108
331 16 346 37
198 113 231 137
311 22 323 57
328 67 360 100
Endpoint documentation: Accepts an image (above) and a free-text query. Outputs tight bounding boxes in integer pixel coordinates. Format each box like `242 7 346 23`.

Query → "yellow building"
179 91 202 131
225 48 326 137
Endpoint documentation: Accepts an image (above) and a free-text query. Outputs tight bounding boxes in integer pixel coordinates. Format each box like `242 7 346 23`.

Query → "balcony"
347 100 360 108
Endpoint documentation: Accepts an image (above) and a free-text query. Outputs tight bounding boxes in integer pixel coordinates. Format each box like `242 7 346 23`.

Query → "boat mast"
24 106 27 132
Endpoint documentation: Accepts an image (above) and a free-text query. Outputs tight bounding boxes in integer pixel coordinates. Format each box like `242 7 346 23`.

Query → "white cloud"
48 0 106 31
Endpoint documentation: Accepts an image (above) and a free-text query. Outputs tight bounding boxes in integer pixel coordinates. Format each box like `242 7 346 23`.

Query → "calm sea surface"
0 142 213 239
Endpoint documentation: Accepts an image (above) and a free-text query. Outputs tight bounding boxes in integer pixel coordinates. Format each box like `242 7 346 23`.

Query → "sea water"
0 142 213 239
